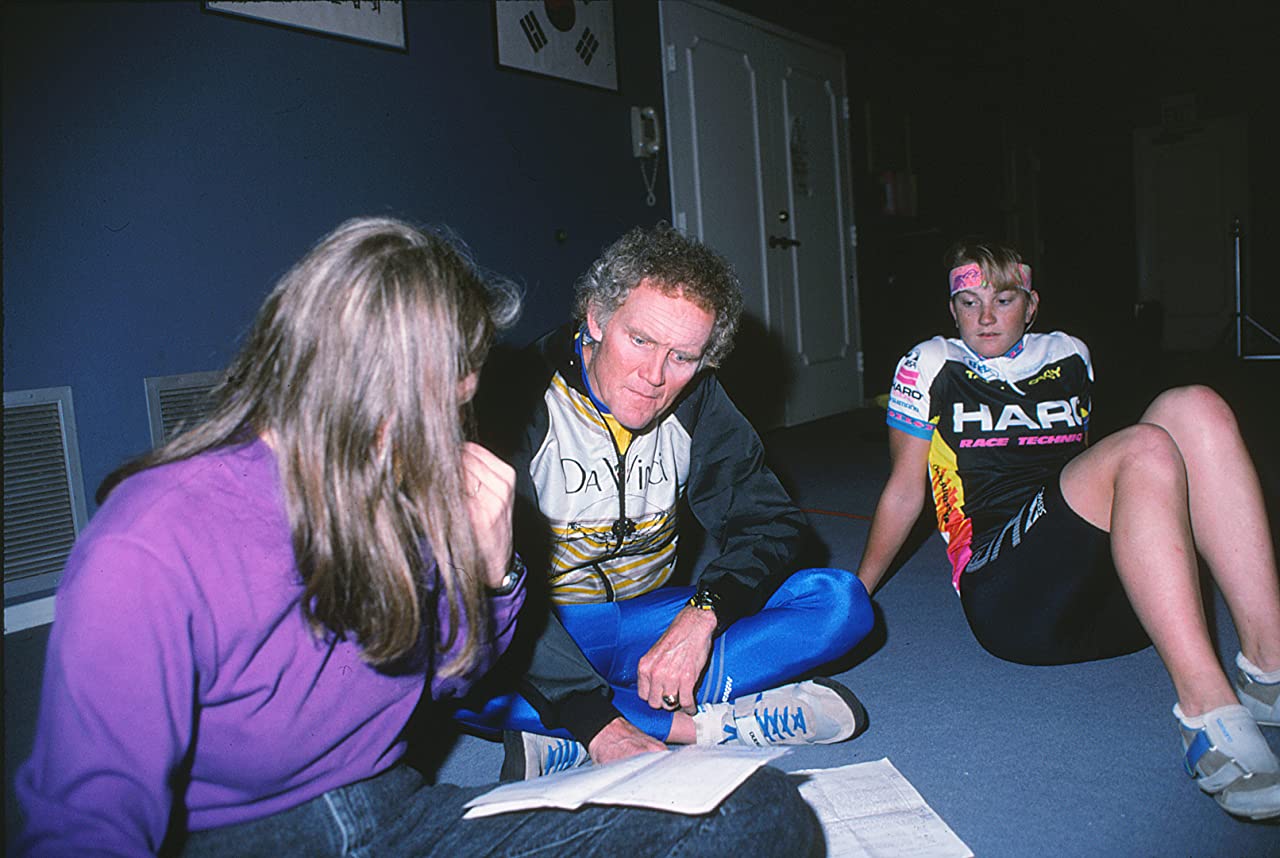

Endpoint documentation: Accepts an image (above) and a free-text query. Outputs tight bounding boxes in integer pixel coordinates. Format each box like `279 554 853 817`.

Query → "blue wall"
3 0 669 511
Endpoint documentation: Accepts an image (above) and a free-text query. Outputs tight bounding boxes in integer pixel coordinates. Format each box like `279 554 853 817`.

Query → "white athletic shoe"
1176 702 1280 821
1234 652 1280 727
500 731 591 780
693 678 868 748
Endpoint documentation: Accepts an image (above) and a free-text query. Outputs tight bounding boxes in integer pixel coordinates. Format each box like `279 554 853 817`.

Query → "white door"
1134 115 1248 351
660 0 862 429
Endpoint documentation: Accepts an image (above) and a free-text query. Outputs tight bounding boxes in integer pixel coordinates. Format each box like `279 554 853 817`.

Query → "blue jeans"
457 567 872 740
177 763 819 857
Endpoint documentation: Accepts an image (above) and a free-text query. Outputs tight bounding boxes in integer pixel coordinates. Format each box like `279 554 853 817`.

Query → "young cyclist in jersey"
857 239 1280 821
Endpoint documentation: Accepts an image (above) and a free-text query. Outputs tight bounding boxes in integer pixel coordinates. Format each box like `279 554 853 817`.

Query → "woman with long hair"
16 217 817 856
858 239 1280 821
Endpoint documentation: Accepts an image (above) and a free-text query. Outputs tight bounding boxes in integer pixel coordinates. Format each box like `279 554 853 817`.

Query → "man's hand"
460 442 516 589
587 716 667 765
636 606 716 713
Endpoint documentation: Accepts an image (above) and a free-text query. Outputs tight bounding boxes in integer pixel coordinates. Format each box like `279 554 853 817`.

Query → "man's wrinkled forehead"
637 277 715 316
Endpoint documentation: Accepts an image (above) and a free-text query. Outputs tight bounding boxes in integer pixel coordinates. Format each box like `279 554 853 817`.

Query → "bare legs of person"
1059 384 1280 819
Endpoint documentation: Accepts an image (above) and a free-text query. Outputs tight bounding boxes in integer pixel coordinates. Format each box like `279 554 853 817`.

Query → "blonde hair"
945 239 1029 294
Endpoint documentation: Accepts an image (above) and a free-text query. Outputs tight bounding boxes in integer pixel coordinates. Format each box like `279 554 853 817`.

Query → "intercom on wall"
631 106 662 207
631 106 662 158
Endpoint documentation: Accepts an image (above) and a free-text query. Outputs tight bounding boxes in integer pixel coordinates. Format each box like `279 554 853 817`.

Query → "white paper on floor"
794 758 972 858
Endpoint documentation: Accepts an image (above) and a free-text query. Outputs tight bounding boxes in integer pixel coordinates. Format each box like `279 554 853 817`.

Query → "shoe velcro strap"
1238 670 1280 706
1185 735 1248 793
1183 729 1211 776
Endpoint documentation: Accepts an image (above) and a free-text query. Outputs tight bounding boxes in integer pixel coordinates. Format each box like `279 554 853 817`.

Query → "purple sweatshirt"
16 440 525 856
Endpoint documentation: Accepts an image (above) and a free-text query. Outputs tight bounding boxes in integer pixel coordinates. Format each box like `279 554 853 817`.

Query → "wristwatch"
490 554 526 596
687 587 720 613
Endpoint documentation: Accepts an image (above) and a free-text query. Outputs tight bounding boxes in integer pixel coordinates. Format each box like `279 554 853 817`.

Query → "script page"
794 759 972 858
594 745 787 814
463 751 663 818
463 745 786 818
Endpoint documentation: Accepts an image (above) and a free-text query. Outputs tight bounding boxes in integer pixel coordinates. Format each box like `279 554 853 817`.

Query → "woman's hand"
461 442 516 588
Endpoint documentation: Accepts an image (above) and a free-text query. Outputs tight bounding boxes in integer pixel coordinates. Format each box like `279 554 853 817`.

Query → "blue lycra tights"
455 567 873 741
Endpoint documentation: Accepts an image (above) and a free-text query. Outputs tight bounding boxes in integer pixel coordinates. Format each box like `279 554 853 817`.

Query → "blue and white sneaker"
693 678 867 748
1234 652 1280 727
1175 702 1280 821
500 731 591 781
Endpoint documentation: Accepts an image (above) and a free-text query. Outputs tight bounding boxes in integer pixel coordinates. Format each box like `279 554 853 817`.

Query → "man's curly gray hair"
574 223 743 367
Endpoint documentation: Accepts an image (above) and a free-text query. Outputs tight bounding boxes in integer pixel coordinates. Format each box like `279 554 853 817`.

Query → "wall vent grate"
3 387 87 602
144 370 223 448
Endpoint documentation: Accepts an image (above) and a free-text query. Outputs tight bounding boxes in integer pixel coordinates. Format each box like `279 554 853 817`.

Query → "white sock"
1173 701 1249 729
691 702 732 745
1237 651 1280 683
1174 702 1204 728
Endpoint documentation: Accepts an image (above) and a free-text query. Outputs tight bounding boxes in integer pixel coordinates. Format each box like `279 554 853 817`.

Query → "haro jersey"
886 332 1092 590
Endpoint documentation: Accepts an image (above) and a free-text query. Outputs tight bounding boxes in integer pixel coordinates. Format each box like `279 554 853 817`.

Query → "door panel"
662 0 861 429
784 68 850 364
685 36 772 329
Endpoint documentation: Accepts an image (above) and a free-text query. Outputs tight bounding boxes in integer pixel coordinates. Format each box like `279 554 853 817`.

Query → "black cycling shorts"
958 478 1150 665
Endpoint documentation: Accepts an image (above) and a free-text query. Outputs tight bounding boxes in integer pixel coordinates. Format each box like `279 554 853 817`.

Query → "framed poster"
495 1 617 91
206 1 406 51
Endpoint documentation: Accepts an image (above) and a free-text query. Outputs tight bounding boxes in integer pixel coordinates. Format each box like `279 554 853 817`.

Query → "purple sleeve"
427 567 526 701
17 536 198 857
487 569 525 653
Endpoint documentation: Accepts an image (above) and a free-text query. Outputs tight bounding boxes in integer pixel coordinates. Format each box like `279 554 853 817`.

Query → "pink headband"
948 262 1032 296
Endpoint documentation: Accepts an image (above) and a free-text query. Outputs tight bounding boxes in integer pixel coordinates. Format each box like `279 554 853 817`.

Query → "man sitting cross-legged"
456 224 875 777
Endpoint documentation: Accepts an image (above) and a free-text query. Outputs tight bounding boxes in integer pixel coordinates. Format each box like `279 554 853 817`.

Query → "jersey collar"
575 327 613 415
